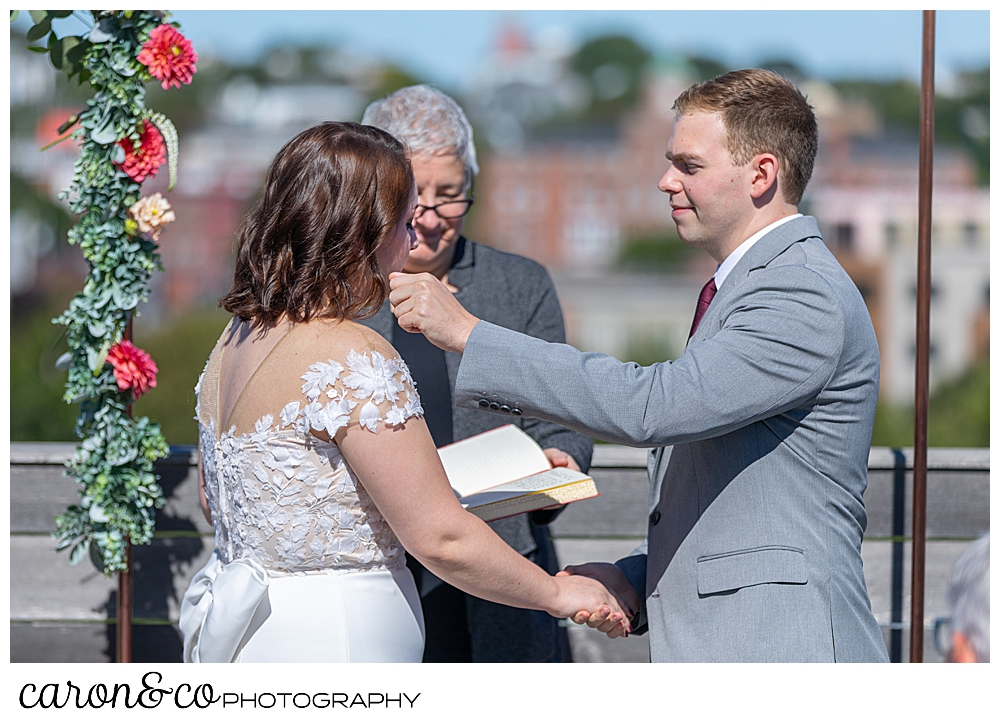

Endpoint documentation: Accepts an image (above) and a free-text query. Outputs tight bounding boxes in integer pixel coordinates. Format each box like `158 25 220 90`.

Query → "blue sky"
166 9 988 92
16 10 988 93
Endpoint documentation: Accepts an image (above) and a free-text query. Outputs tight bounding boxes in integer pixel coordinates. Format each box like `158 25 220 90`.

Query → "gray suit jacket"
361 237 592 661
453 217 889 662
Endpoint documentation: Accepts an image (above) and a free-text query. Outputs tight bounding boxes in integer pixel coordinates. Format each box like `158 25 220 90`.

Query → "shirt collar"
714 214 802 290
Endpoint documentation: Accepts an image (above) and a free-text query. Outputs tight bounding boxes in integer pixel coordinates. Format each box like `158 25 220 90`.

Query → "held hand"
388 272 480 353
548 574 630 636
557 562 641 639
543 447 581 472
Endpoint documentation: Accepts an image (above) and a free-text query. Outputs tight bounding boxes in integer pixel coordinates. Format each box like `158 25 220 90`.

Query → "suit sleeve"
610 446 660 635
455 264 845 448
615 541 649 635
509 266 594 526
514 266 594 474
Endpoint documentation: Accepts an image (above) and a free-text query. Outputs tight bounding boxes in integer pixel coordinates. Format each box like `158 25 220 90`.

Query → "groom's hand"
558 562 640 639
389 272 480 353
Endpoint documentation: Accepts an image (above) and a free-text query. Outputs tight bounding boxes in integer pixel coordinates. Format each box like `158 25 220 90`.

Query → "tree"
871 359 989 448
684 54 728 82
833 69 989 185
570 34 652 121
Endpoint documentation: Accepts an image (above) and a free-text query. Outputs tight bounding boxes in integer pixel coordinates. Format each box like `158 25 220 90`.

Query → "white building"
810 184 990 404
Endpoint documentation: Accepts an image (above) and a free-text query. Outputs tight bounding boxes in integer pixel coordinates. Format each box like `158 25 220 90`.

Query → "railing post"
890 449 906 662
910 9 935 663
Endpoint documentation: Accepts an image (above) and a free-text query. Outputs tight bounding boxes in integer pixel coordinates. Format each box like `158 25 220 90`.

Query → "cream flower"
128 192 176 240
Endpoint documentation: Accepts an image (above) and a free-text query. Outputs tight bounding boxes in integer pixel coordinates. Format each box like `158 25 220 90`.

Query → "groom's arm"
513 266 594 476
391 265 845 448
389 267 844 447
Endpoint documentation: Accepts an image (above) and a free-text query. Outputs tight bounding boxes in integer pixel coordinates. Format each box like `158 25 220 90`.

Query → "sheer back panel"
195 320 424 575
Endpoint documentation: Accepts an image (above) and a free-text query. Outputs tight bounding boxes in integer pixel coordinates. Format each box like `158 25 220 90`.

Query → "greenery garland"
15 10 197 573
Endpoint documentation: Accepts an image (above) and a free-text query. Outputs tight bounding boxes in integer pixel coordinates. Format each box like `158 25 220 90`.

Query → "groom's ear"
748 153 779 200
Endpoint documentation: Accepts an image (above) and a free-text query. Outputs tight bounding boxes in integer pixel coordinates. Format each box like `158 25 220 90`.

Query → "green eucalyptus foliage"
22 10 183 574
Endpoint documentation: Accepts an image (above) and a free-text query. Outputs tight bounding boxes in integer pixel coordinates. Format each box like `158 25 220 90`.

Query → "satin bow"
179 551 270 663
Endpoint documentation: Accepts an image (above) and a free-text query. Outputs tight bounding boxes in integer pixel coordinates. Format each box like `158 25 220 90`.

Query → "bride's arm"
335 417 627 625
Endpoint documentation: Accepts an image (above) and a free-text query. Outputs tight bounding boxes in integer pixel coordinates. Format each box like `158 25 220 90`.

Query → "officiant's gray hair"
362 85 479 185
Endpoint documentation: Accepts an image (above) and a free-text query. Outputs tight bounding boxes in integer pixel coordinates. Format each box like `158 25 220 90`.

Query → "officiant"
359 86 592 663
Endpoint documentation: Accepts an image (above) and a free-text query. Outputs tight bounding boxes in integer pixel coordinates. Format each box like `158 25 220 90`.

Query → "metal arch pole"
909 9 935 664
118 314 134 663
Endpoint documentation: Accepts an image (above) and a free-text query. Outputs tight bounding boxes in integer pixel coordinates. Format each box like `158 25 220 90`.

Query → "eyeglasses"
415 197 474 220
933 617 953 658
415 180 475 220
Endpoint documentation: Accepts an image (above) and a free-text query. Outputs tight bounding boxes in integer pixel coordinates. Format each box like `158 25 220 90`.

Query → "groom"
389 69 889 662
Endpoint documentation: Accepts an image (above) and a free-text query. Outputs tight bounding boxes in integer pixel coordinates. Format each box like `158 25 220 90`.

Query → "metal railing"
10 442 989 662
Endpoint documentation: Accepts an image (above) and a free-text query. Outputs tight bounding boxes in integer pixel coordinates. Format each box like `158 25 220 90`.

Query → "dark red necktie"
688 277 717 339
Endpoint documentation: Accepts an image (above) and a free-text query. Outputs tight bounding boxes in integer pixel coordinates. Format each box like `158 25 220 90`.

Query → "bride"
179 122 627 662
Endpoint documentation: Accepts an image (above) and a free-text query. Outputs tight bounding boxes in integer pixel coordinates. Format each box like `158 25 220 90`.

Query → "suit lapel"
443 237 474 392
445 236 473 293
688 216 822 346
738 215 822 276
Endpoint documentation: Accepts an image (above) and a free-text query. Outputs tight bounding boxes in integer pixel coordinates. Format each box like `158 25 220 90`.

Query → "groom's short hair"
673 68 818 205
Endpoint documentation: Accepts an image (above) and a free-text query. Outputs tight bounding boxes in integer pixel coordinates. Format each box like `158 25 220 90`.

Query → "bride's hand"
548 574 631 636
556 563 639 639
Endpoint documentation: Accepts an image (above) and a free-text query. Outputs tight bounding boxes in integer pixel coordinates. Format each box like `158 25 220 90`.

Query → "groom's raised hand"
388 272 480 353
558 562 640 639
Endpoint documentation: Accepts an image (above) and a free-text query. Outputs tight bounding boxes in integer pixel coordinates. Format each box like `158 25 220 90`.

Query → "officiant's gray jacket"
453 217 889 662
360 237 592 661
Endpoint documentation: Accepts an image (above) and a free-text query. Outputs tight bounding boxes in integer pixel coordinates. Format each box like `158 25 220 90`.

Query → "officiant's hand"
389 272 480 353
544 447 581 472
558 562 640 639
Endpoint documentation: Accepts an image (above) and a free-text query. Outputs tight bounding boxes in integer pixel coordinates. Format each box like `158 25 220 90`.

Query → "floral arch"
16 10 197 574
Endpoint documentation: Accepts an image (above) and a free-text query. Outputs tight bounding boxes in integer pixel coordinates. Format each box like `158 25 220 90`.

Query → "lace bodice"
195 322 424 575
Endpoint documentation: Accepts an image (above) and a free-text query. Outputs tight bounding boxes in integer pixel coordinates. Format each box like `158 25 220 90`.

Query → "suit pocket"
696 545 807 596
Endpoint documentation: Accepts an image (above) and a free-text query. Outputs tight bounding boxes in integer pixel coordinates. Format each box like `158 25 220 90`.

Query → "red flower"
116 120 166 183
137 24 198 90
107 340 158 399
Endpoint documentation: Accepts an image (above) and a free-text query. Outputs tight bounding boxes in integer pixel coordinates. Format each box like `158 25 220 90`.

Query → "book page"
458 468 592 507
438 425 551 497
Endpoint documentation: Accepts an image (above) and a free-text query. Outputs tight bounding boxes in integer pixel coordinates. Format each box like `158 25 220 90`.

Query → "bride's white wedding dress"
180 322 426 662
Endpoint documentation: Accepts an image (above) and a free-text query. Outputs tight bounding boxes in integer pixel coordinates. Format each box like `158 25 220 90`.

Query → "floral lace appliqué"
196 349 422 575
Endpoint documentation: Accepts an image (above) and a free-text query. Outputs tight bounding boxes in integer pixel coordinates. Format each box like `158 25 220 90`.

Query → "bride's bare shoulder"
288 318 400 361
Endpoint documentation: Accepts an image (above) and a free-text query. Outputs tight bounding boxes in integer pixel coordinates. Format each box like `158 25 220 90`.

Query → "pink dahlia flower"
116 120 166 183
107 339 159 399
137 24 198 90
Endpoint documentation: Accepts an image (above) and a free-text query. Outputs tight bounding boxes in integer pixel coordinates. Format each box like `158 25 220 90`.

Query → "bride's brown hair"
221 122 414 325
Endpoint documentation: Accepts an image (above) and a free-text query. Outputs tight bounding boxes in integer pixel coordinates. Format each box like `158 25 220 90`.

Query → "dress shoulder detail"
292 348 423 437
194 343 422 575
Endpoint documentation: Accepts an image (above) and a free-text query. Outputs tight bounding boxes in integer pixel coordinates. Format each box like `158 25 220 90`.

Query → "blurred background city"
10 9 990 450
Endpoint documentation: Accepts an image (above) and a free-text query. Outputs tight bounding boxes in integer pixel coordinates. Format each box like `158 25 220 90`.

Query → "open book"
438 424 599 522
